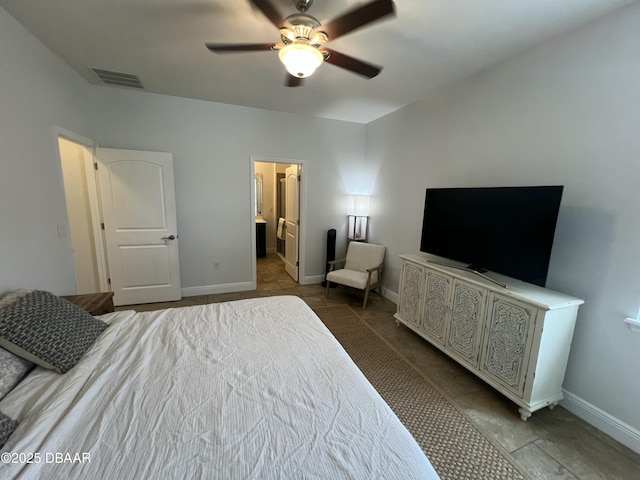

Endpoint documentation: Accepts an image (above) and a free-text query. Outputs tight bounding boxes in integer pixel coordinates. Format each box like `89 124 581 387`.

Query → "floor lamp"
347 195 370 242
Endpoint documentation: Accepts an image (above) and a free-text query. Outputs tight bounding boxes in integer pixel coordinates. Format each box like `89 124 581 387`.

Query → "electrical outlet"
57 223 69 238
214 262 221 271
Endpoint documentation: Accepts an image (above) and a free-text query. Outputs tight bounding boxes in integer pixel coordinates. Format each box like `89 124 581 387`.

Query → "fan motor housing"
294 0 314 13
285 12 321 31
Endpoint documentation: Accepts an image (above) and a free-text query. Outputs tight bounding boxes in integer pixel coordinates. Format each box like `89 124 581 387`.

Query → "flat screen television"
419 186 564 287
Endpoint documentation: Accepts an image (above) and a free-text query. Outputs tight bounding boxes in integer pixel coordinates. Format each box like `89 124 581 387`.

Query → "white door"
96 148 181 306
284 165 300 281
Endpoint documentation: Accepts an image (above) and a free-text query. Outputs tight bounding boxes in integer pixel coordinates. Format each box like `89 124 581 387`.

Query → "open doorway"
57 135 109 294
252 158 305 286
58 138 182 305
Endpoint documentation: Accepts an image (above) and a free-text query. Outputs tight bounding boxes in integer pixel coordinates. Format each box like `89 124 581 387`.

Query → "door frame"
53 127 109 293
250 156 307 287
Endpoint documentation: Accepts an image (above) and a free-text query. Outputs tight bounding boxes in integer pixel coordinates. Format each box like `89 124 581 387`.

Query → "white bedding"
1 296 439 479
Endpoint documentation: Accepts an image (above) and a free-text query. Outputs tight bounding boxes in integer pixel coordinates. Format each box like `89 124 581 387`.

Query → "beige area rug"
312 304 530 480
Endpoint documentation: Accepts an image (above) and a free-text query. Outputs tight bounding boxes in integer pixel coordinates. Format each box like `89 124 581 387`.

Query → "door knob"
162 235 176 240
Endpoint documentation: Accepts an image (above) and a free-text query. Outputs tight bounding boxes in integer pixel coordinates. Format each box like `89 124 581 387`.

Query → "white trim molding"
250 156 308 289
383 287 399 305
561 389 640 454
182 282 254 297
302 274 325 285
384 282 640 455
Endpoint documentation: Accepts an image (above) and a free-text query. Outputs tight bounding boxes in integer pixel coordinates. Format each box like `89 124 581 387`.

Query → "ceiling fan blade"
286 75 304 87
206 43 276 53
323 48 382 79
248 0 285 29
319 0 395 41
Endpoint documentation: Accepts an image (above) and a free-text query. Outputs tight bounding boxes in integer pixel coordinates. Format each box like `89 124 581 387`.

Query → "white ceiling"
1 0 636 123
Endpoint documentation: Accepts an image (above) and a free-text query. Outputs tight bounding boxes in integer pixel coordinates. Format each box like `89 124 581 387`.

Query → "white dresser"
394 254 584 420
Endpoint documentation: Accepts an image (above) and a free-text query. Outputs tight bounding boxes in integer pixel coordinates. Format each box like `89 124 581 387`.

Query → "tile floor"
119 253 640 480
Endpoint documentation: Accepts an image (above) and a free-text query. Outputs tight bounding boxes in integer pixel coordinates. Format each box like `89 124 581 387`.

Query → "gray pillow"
0 290 108 374
0 347 34 399
0 411 18 448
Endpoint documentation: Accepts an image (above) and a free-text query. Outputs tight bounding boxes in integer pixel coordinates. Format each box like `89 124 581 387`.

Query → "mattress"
0 296 439 479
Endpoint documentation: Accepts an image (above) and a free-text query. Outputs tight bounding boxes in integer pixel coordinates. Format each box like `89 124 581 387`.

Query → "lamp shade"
278 43 324 78
347 195 370 216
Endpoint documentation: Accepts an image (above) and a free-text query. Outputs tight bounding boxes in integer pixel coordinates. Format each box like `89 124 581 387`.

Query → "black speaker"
321 229 337 287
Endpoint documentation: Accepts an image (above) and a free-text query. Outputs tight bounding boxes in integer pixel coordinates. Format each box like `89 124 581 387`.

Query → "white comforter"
1 296 439 479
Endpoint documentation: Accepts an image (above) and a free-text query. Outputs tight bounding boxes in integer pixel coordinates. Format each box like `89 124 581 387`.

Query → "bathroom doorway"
251 157 305 285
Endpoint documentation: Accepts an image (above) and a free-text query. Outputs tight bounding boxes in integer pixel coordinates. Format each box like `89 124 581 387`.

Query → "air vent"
90 68 144 89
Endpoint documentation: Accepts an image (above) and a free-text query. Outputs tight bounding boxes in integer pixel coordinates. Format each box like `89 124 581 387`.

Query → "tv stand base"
395 254 583 420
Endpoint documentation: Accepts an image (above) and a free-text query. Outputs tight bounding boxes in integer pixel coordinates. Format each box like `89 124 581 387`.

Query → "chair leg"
325 281 330 298
363 288 370 309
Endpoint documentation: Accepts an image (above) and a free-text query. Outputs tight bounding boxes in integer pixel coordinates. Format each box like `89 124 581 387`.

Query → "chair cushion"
343 242 386 273
327 269 379 290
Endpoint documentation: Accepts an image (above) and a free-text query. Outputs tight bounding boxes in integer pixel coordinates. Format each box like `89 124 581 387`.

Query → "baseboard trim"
561 389 640 454
383 287 398 304
302 275 325 285
183 276 326 294
182 282 254 297
383 285 640 455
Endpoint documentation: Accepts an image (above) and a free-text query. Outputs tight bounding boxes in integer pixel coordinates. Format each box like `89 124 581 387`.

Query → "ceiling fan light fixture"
206 0 396 85
278 43 324 78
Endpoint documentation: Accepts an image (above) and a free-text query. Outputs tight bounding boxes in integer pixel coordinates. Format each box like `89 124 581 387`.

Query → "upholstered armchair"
325 242 386 309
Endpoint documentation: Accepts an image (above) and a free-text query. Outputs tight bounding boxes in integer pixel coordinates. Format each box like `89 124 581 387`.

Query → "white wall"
366 3 640 450
84 88 364 290
0 9 94 294
0 5 365 297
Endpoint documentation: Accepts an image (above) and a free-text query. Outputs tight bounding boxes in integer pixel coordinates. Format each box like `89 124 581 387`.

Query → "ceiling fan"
205 0 396 86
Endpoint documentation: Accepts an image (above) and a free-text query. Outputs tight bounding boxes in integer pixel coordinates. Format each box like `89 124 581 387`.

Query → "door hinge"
296 261 299 266
94 163 98 170
297 174 301 182
107 278 111 285
101 222 105 230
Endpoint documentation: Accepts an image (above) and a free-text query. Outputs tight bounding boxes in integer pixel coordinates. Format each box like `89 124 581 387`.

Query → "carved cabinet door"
446 281 487 368
421 269 452 345
480 293 537 396
397 261 426 327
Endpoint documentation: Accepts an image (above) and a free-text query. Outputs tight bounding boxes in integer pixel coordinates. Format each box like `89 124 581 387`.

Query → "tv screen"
420 186 564 287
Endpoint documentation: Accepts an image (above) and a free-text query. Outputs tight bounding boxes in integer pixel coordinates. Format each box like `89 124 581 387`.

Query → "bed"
0 291 439 479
